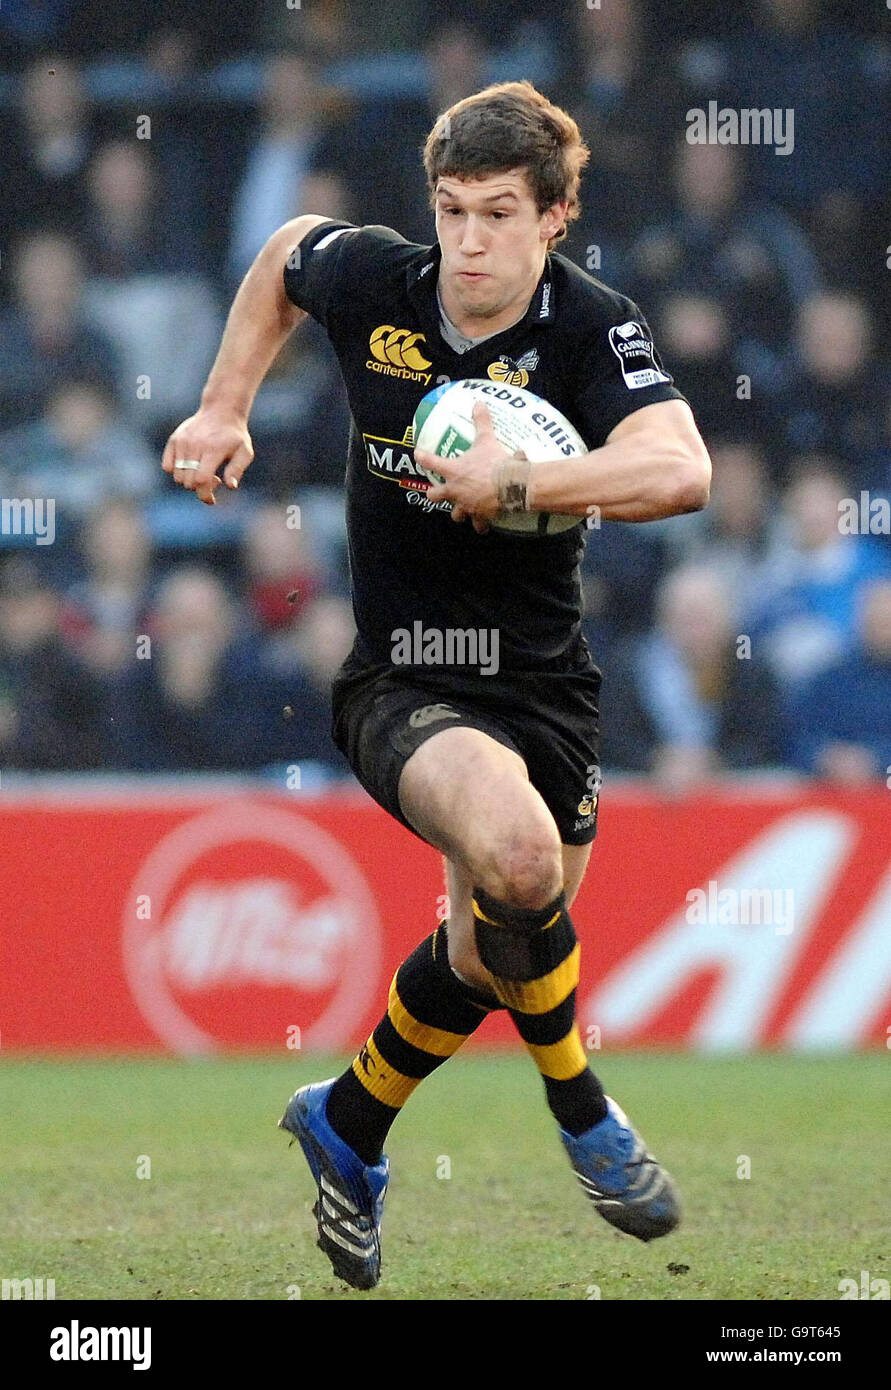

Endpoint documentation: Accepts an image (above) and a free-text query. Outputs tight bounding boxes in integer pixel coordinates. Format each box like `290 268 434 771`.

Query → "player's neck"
436 269 541 342
436 285 517 353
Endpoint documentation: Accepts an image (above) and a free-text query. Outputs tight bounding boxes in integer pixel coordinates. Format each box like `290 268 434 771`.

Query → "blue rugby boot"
279 1079 389 1290
560 1096 681 1242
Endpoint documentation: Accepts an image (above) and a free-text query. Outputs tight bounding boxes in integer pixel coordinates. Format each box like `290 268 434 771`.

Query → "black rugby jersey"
283 220 685 669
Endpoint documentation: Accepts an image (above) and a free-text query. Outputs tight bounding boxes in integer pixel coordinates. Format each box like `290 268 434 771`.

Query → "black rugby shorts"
330 639 602 846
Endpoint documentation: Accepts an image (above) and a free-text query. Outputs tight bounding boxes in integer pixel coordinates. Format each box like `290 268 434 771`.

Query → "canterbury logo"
408 703 462 729
369 325 432 371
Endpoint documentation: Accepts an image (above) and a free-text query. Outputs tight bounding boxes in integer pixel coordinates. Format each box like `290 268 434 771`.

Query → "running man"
163 81 711 1290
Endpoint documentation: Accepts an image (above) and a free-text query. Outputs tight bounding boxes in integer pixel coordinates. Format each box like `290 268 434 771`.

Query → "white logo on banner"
581 812 853 1049
122 803 381 1054
784 863 891 1047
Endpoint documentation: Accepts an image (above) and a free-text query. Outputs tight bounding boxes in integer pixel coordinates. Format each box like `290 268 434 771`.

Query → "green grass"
0 1053 886 1301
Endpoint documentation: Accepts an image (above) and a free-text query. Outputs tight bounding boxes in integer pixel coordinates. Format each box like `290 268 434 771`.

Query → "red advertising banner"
1 783 889 1052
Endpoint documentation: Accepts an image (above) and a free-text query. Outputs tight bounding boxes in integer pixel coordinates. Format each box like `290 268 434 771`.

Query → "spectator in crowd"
79 141 222 442
130 27 245 283
241 502 323 634
81 139 201 278
144 26 199 80
353 21 492 241
601 564 786 788
0 7 79 69
581 517 668 664
651 294 753 445
262 0 556 58
0 555 103 769
564 0 669 279
263 593 355 770
0 57 95 250
787 579 891 783
423 21 489 122
769 293 889 485
677 439 787 618
724 0 890 219
861 386 891 521
62 0 263 64
0 377 157 520
227 53 355 285
677 0 891 341
0 231 122 431
245 314 354 494
263 0 356 63
62 499 154 677
327 0 559 54
745 457 891 689
105 567 278 771
627 139 821 364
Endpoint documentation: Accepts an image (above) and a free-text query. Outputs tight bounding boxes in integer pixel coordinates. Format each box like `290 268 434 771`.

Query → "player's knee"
478 826 563 910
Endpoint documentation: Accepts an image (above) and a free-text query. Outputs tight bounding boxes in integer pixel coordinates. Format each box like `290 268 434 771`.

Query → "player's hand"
416 401 511 534
161 408 255 505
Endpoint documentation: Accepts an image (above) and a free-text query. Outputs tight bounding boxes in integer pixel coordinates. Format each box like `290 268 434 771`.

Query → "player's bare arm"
418 397 711 525
161 213 330 504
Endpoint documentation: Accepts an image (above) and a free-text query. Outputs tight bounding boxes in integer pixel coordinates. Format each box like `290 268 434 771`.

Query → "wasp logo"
487 347 539 389
367 325 433 383
577 763 601 818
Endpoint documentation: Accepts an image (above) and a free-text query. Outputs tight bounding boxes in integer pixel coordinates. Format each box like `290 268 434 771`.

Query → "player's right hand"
161 409 255 505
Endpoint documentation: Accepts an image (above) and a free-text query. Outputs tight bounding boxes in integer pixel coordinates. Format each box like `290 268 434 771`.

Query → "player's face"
435 170 566 331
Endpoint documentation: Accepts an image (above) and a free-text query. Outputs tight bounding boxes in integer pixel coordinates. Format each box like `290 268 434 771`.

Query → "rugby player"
163 81 711 1290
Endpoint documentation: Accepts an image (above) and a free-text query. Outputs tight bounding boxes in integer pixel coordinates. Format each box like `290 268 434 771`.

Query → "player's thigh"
444 841 593 989
397 725 563 906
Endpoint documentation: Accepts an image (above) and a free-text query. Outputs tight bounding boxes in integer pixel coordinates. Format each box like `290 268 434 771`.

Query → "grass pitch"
0 1052 885 1301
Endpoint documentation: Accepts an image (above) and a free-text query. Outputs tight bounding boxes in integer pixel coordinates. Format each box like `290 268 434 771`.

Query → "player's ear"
541 200 568 242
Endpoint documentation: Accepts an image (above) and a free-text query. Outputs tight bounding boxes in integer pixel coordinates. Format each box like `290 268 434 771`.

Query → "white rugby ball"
413 379 586 535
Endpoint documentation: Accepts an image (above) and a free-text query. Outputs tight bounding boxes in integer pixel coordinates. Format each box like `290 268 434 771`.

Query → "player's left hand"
415 401 512 534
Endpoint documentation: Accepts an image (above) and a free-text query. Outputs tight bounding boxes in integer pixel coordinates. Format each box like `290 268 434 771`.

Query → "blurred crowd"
1 0 890 788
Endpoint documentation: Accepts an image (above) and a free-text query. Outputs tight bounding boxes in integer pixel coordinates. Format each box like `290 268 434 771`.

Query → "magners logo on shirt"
363 426 439 486
367 325 433 383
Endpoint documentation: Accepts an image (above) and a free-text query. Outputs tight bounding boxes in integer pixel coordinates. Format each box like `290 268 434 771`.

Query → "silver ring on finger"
174 459 201 471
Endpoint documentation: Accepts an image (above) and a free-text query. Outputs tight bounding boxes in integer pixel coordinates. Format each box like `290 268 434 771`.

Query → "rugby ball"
413 379 586 535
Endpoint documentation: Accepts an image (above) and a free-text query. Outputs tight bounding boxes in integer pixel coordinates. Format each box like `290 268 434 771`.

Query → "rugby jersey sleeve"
283 221 410 330
573 296 686 449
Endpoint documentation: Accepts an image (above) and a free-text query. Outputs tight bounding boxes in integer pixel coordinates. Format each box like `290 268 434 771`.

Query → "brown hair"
423 80 589 247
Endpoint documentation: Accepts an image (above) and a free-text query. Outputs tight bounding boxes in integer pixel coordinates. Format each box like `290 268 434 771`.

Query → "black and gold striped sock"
472 887 607 1136
325 922 498 1164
